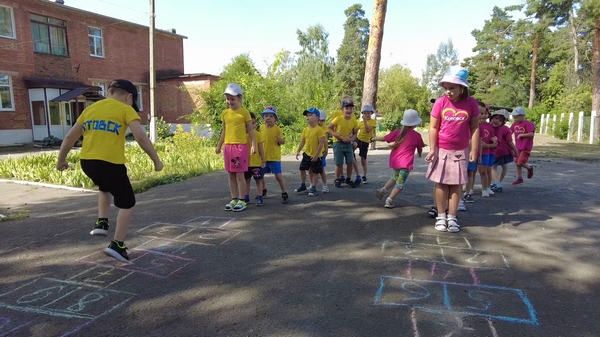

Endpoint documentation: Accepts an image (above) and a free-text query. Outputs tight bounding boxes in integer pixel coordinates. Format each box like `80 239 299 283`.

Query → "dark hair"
249 112 256 120
476 100 490 114
458 86 469 100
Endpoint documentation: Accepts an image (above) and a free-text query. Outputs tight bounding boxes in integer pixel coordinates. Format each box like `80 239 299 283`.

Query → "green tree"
335 4 370 100
422 39 459 98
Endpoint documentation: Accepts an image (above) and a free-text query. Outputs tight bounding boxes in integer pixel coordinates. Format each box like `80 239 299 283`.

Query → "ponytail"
389 127 409 149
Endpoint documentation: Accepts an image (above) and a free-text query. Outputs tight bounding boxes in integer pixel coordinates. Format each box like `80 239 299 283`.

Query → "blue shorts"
262 161 282 175
467 162 477 171
321 155 327 168
493 155 513 166
481 154 496 167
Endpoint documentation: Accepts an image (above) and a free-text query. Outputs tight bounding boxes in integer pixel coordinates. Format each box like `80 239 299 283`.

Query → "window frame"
135 84 143 111
30 13 69 56
0 74 15 111
88 26 104 58
92 81 107 97
0 5 16 39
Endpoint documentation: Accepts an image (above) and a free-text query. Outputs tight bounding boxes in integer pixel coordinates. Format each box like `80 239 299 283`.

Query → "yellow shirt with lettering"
221 107 251 144
357 119 377 143
330 115 358 143
301 125 326 157
77 98 140 164
260 124 283 161
247 130 264 167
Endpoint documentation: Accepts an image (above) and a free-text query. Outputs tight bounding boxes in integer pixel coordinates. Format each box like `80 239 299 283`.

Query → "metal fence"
539 111 599 144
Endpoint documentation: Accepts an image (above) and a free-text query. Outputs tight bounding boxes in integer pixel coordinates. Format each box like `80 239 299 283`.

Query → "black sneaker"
463 194 475 203
90 219 109 236
262 189 269 198
282 192 289 204
353 177 362 187
345 178 356 188
362 176 368 184
103 240 130 263
334 179 342 188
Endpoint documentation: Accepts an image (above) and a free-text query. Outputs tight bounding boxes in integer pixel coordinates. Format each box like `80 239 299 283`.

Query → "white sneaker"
482 190 490 197
384 198 395 208
322 185 329 193
487 188 495 195
375 188 386 200
458 199 467 211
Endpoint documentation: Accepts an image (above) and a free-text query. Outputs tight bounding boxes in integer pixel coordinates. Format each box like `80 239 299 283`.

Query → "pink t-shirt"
431 96 480 150
494 125 513 157
510 120 536 151
479 122 495 155
384 128 426 170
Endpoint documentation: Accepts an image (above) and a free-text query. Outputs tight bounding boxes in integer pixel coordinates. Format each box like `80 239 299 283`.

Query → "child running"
244 112 266 206
425 67 480 233
372 109 425 208
260 106 290 203
510 107 535 185
295 108 327 197
490 109 518 192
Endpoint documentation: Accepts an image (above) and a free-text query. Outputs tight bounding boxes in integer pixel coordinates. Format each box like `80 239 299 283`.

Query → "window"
0 6 15 39
135 84 143 111
92 81 106 97
30 13 68 56
0 74 14 111
88 27 104 57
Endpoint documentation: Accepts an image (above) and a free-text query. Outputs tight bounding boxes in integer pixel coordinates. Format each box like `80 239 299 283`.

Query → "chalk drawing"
374 276 538 325
67 266 133 288
408 309 501 337
136 224 243 246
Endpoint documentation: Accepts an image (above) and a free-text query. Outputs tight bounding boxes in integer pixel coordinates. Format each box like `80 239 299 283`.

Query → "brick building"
0 0 217 146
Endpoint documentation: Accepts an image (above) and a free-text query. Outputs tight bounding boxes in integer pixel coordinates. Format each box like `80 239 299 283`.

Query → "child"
490 109 517 192
295 108 326 197
356 104 378 184
372 109 425 208
477 102 497 197
318 109 330 193
260 106 290 203
425 67 480 233
329 100 359 188
244 112 266 206
510 107 535 184
56 79 163 262
216 83 256 212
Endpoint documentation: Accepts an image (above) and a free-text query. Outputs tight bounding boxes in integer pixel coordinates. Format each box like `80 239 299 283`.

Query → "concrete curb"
0 179 97 193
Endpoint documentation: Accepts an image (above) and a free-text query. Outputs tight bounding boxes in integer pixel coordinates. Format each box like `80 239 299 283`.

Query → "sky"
63 0 526 79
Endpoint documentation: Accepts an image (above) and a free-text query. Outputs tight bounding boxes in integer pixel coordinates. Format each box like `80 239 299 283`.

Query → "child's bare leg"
352 161 359 177
346 163 353 179
492 165 501 183
515 163 523 179
310 170 318 187
300 170 307 185
245 178 251 197
434 183 449 214
319 171 327 184
388 186 402 200
235 172 246 199
499 164 508 182
98 192 111 218
485 167 493 187
256 179 264 196
228 172 237 198
478 166 489 189
361 157 368 177
335 165 343 179
447 185 461 216
465 171 475 194
274 173 287 193
382 178 395 191
114 208 133 242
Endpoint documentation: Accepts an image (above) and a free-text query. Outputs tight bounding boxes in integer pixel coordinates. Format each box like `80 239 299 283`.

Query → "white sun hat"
401 109 422 126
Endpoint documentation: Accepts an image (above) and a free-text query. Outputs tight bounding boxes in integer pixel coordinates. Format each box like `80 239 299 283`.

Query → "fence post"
540 114 546 134
567 112 574 141
543 114 548 134
591 110 598 145
577 111 584 142
546 114 551 134
552 115 557 134
560 113 565 122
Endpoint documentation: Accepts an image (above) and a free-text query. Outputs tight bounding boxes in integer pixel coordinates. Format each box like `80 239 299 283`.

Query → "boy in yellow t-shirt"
56 79 163 263
259 106 290 204
216 83 256 212
244 112 266 206
318 110 330 192
355 104 377 184
329 100 359 188
296 108 326 197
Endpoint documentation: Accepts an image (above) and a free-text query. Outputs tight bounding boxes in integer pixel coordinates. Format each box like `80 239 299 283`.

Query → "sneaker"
487 188 494 196
256 196 264 206
345 178 356 188
354 177 362 186
427 206 438 218
322 185 329 193
482 190 490 197
458 199 467 211
334 179 342 188
244 195 250 203
362 176 368 184
308 187 317 197
463 194 474 203
384 198 395 208
233 200 247 212
375 188 385 200
103 240 130 263
527 167 534 179
294 184 307 193
282 193 289 204
224 199 237 211
262 189 269 198
90 219 109 236
512 178 523 185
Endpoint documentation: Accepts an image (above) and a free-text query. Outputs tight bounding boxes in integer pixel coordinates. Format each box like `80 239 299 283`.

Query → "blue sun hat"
303 107 320 116
261 105 278 119
439 66 469 88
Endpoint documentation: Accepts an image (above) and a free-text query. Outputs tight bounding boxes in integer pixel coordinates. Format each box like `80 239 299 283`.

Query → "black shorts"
244 167 264 180
80 159 136 209
356 139 370 159
299 153 323 174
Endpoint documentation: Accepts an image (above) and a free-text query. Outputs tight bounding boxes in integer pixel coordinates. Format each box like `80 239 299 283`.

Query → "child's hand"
215 147 221 154
491 136 498 143
296 152 300 160
250 145 256 155
261 161 266 168
425 151 436 163
469 149 478 163
154 160 164 172
311 155 318 162
56 160 69 171
275 135 283 143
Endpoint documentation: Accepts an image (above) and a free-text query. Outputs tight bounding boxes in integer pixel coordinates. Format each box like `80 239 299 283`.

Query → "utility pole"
149 0 157 143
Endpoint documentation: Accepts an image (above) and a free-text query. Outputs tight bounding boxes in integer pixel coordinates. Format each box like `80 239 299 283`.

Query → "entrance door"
48 101 64 138
31 100 48 141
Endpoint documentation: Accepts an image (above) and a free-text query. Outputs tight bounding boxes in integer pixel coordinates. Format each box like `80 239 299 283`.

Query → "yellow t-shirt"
301 125 326 157
221 107 251 144
260 124 283 161
247 130 264 167
320 123 329 155
77 98 140 164
330 110 343 121
357 119 377 143
330 115 358 143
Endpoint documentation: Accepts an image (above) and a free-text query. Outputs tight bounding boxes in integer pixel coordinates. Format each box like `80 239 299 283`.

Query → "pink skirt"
426 147 468 185
224 144 249 173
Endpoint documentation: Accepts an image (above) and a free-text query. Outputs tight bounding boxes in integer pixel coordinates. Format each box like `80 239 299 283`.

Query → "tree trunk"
528 31 540 110
362 0 387 110
593 18 600 141
568 6 581 85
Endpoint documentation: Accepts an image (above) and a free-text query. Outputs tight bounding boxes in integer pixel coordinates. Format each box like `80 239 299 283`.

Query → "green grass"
0 126 224 193
0 208 30 222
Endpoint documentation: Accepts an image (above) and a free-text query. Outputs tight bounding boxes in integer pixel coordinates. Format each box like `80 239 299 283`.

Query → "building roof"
50 87 104 102
23 77 103 90
36 0 188 39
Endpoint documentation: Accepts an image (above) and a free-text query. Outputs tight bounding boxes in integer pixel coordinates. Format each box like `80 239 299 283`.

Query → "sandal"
447 218 461 233
428 206 438 218
434 217 447 231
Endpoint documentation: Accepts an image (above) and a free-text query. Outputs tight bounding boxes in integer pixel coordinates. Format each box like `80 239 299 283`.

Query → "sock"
356 175 361 180
322 183 328 187
447 215 457 220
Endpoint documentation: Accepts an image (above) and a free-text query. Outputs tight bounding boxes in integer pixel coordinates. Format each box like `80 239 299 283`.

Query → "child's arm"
296 138 306 160
56 122 84 170
508 141 518 157
258 142 266 167
129 120 163 171
363 119 375 133
518 132 534 139
425 117 440 162
216 124 226 154
328 123 343 141
469 117 480 163
246 121 256 154
314 136 325 161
